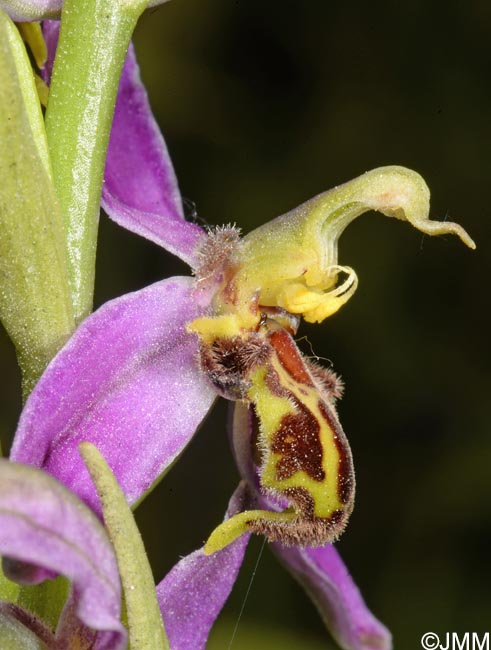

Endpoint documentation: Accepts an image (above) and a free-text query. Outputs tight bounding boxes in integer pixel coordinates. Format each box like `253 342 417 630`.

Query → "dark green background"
1 1 490 648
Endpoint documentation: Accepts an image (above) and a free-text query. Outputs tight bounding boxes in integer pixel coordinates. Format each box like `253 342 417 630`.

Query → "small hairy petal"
272 543 392 650
11 277 215 513
156 482 251 650
0 461 125 649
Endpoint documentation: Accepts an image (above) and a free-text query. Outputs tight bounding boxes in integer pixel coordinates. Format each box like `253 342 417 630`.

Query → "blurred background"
1 1 490 648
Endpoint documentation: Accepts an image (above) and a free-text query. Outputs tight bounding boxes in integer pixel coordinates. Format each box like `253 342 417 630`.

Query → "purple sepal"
10 277 216 513
102 43 206 267
156 482 251 650
0 460 126 649
272 543 392 650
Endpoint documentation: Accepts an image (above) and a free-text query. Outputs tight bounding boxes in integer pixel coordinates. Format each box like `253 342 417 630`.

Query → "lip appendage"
188 166 475 555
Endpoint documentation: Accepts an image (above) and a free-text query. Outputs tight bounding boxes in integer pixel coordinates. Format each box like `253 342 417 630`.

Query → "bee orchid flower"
9 20 475 650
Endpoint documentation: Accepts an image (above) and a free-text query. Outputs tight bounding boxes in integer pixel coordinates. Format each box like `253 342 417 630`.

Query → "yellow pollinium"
274 264 358 323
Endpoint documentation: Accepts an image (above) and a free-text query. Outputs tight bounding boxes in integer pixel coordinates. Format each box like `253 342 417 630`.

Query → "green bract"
0 9 74 396
80 442 170 650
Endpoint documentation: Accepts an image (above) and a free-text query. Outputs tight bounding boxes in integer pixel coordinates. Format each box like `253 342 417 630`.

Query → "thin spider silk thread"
228 537 267 650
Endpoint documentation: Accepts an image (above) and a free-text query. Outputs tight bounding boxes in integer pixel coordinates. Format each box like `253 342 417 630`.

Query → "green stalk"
45 0 148 322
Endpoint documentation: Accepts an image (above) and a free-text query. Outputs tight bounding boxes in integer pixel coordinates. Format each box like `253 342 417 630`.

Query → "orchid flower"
1 3 476 648
5 14 476 649
0 456 127 649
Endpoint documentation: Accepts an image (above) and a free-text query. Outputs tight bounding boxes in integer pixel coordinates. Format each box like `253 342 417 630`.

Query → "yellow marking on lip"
250 355 346 519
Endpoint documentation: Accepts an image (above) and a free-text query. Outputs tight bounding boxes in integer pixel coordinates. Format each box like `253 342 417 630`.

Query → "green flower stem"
45 0 148 323
0 10 75 397
80 443 170 650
